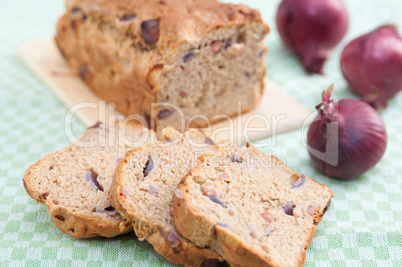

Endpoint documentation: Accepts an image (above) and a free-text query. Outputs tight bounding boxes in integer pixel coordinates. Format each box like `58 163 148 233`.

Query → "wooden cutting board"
17 38 313 145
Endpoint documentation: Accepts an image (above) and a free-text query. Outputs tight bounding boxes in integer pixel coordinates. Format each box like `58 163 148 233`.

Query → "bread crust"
55 0 269 131
22 121 152 239
64 0 265 48
110 144 223 266
173 146 333 267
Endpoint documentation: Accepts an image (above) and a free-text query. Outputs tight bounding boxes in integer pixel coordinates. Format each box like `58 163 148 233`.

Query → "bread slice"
110 128 223 266
172 141 333 267
23 120 155 238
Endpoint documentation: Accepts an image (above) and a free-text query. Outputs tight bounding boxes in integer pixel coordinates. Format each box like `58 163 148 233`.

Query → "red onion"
86 171 103 191
208 196 226 208
143 155 155 177
94 206 117 215
291 175 306 188
307 85 387 180
276 0 349 74
341 25 402 109
283 202 294 216
166 232 180 248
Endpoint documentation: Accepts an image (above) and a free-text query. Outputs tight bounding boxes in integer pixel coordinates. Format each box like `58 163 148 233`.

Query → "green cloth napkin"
0 0 401 266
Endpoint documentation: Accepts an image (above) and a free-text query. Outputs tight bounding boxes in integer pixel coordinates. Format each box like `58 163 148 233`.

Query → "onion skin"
341 25 402 109
307 86 387 180
276 0 349 74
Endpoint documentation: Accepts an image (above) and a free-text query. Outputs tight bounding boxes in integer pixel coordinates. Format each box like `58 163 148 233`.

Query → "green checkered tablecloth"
0 0 401 266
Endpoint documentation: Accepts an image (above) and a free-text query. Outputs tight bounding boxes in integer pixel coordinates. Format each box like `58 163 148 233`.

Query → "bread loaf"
55 0 269 132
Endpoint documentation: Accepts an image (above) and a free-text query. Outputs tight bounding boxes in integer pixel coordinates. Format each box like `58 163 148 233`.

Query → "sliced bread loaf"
172 140 333 267
56 0 269 131
110 127 223 266
23 120 155 238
